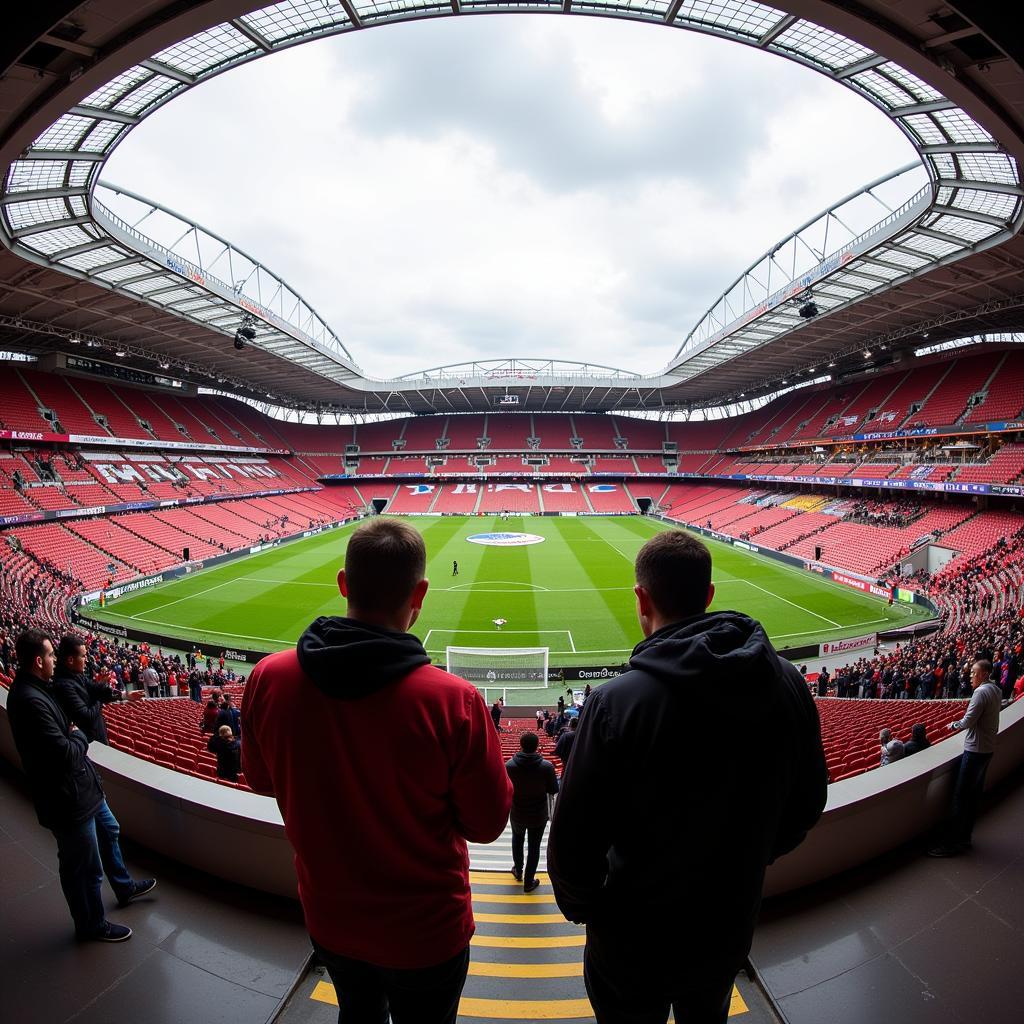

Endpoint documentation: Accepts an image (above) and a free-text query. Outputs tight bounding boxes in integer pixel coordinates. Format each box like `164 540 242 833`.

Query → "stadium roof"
2 2 1024 413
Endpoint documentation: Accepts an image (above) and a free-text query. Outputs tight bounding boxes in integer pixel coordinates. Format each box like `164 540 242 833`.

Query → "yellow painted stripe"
472 934 587 948
470 871 548 887
314 981 747 1017
468 961 584 978
458 997 594 1019
474 893 558 905
311 980 337 1005
474 912 575 925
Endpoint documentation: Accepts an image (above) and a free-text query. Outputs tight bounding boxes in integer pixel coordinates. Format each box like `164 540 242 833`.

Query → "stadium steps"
854 369 913 434
14 370 68 434
537 486 546 513
284 871 775 1024
427 486 444 514
954 350 1009 425
894 359 956 431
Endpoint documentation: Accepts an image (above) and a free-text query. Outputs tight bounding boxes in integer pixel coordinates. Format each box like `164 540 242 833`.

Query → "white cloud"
104 15 917 380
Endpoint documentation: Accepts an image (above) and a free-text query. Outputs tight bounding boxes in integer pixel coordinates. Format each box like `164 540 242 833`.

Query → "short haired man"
6 630 155 942
549 529 827 1024
506 731 559 893
52 635 122 744
929 659 1003 857
553 716 578 764
242 518 512 1022
140 662 159 699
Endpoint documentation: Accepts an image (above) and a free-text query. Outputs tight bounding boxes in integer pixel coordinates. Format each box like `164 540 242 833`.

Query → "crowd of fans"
817 607 1023 703
846 498 922 529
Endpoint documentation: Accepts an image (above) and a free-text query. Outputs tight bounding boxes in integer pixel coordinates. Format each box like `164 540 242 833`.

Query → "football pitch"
87 514 930 694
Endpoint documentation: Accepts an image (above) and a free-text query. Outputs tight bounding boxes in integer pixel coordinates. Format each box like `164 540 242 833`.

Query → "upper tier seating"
444 415 487 449
911 352 1000 426
573 415 619 449
531 415 575 448
483 416 531 449
829 374 913 437
860 361 952 433
963 349 1024 423
21 371 104 435
611 417 665 448
402 417 443 450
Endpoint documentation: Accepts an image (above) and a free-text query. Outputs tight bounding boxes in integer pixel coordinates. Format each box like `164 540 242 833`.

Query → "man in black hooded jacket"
6 630 155 942
52 634 121 745
549 529 827 1024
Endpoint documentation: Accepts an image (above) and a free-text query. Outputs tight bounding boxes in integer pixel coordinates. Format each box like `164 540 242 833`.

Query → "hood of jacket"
296 616 431 699
628 610 784 690
508 750 543 770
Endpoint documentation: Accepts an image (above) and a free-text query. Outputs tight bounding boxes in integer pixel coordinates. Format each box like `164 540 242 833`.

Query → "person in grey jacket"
929 659 1003 857
548 530 827 1024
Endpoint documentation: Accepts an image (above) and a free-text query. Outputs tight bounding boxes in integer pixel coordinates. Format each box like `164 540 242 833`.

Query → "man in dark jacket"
549 530 827 1024
242 518 512 1021
6 630 155 943
215 694 241 737
554 716 577 764
506 731 559 893
52 634 121 744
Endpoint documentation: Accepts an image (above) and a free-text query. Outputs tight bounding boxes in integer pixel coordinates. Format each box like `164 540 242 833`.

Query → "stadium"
1 2 1023 1023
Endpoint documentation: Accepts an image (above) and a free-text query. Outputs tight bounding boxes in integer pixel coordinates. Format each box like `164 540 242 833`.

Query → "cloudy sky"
105 15 918 380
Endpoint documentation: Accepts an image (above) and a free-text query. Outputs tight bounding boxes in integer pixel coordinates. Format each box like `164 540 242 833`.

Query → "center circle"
466 532 546 547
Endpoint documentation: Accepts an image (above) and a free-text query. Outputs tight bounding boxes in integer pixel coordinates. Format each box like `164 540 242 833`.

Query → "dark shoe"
511 867 523 882
524 878 540 893
927 844 967 858
78 921 133 943
118 878 157 907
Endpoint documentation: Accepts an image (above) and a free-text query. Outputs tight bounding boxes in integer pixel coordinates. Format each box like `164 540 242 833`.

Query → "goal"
446 646 550 701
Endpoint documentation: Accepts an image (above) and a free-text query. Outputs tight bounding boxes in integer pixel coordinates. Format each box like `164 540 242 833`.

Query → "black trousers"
948 750 993 846
311 939 469 1024
511 822 546 883
583 922 736 1024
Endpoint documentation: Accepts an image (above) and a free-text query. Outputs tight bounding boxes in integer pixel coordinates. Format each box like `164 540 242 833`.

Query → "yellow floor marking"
474 912 575 925
468 961 584 978
313 981 747 1017
472 934 587 948
474 893 558 905
458 997 595 1018
470 872 549 887
311 980 337 1005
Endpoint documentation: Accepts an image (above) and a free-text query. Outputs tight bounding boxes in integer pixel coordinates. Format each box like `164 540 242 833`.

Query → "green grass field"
86 515 929 698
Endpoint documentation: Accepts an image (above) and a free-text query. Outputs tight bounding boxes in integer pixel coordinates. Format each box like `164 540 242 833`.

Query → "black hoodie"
548 611 826 970
296 616 431 698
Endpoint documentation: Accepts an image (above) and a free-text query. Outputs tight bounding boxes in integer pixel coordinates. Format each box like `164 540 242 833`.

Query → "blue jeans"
51 800 134 936
311 939 469 1024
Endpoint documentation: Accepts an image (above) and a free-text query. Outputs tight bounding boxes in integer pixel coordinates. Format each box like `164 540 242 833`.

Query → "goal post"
446 646 550 702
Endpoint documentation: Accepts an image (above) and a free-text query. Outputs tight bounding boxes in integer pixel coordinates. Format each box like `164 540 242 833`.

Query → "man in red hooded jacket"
242 518 512 1023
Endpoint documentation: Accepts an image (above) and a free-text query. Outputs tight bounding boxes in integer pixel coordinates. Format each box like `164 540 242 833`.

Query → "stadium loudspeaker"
183 546 190 561
815 546 822 561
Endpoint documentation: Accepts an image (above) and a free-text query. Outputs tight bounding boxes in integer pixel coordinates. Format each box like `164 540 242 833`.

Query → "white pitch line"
738 578 842 629
133 577 239 617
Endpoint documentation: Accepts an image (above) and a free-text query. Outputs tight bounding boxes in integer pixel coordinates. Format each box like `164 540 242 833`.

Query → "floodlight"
798 301 819 319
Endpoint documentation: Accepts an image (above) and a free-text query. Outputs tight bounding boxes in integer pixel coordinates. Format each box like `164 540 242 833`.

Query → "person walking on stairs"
506 731 559 893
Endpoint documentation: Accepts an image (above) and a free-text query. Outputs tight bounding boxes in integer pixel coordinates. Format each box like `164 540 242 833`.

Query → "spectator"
549 530 826 1024
216 694 241 737
200 699 219 734
903 723 931 757
6 629 155 942
241 517 512 1020
506 731 559 893
490 696 503 733
879 728 905 766
929 659 1003 857
207 725 241 781
554 716 578 764
52 634 121 745
188 671 203 703
535 708 544 731
140 662 159 699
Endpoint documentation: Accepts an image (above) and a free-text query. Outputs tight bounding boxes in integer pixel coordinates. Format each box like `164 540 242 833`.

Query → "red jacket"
242 622 512 968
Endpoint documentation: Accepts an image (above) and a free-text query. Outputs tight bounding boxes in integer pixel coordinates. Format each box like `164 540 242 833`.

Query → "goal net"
446 646 550 699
